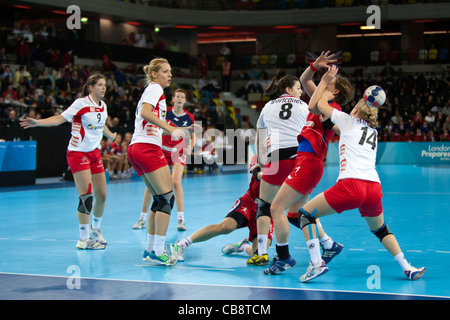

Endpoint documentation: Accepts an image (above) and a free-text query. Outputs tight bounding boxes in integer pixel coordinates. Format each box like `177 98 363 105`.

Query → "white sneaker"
404 266 426 280
76 238 106 250
300 260 329 282
177 219 186 231
89 226 107 245
221 238 251 255
133 219 146 229
171 242 185 262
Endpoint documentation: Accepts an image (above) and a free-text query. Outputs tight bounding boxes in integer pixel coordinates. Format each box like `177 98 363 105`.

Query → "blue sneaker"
263 255 296 275
142 249 177 266
322 241 343 264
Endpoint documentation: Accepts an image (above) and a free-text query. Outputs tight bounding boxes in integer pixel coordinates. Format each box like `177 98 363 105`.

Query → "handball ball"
363 85 386 108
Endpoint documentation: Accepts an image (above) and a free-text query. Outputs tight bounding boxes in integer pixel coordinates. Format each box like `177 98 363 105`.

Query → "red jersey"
298 101 341 160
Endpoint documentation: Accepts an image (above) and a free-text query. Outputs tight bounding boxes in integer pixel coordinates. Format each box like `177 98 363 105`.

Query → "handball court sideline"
0 164 449 301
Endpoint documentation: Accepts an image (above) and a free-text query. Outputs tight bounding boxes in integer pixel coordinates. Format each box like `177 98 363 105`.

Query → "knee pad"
299 207 317 230
299 207 319 239
153 191 175 215
78 193 93 215
372 223 393 242
150 196 158 213
256 198 271 219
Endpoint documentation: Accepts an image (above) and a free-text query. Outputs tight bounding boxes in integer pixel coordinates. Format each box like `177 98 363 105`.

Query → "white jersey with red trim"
61 95 107 152
331 109 380 183
256 94 309 155
130 82 167 147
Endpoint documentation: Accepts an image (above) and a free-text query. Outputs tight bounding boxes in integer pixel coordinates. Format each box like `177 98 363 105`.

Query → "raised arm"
308 65 339 115
299 51 337 98
316 91 336 120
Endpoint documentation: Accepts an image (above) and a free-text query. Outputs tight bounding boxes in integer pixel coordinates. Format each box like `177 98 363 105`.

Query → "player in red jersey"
264 51 355 275
20 74 117 250
171 155 274 262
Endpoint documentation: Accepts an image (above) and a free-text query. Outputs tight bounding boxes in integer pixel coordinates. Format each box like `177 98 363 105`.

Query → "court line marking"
0 238 447 255
134 264 236 272
0 271 448 300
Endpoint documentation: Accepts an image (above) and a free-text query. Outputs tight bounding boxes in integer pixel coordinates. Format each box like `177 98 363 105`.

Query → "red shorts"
324 179 383 217
284 152 324 195
226 196 274 242
261 159 295 186
127 143 168 176
67 149 104 174
163 150 186 167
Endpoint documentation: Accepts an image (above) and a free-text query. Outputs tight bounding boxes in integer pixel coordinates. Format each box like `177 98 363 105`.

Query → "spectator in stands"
413 111 424 127
220 43 231 57
154 36 167 51
413 128 425 142
0 47 8 64
440 129 449 141
37 69 55 91
197 53 209 77
426 129 436 142
6 109 20 127
102 55 117 72
2 85 17 101
1 65 13 82
13 65 32 87
169 40 180 52
444 116 450 132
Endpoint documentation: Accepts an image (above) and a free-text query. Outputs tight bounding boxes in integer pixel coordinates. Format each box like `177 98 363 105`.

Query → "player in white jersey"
20 74 117 250
248 73 309 266
127 58 195 267
297 66 426 282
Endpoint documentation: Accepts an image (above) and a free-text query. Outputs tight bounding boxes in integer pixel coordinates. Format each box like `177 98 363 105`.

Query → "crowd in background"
1 20 450 164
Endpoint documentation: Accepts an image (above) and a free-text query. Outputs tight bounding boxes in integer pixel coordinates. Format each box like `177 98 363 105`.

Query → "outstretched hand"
314 51 338 69
322 64 339 83
19 117 38 129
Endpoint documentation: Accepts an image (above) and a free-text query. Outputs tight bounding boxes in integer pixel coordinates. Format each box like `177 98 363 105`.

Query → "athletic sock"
154 235 166 256
319 233 333 250
146 233 155 252
178 236 192 248
307 238 322 266
257 234 268 255
140 212 148 221
394 252 411 271
79 224 89 241
276 243 289 260
91 216 102 230
178 211 184 221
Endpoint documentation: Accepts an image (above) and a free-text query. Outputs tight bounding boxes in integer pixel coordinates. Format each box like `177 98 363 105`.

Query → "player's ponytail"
356 99 378 128
82 74 106 97
265 71 299 99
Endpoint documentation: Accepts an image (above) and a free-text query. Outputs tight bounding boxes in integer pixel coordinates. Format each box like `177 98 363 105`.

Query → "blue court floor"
0 164 449 301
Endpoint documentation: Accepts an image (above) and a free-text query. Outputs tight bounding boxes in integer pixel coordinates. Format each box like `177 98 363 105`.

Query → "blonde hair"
355 99 378 128
143 57 169 85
